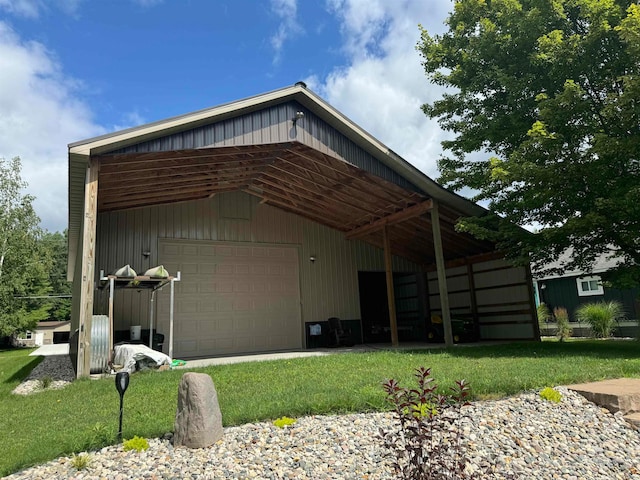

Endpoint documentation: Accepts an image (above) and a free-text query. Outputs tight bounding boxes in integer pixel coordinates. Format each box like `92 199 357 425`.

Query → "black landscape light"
115 372 130 441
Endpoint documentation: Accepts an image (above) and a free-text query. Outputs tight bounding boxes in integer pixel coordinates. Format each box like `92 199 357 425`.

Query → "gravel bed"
11 355 75 395
6 384 640 479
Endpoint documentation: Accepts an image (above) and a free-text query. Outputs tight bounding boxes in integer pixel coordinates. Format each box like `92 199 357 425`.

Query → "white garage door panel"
158 240 302 358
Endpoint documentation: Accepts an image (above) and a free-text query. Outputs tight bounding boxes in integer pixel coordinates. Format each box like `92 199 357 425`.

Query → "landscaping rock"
173 372 223 448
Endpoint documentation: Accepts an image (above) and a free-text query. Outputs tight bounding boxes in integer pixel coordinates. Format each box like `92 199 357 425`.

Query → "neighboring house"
15 321 71 347
67 82 539 377
534 252 640 335
37 321 72 345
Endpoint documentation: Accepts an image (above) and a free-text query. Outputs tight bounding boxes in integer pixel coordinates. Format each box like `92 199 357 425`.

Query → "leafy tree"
0 157 52 339
41 230 71 322
418 0 640 284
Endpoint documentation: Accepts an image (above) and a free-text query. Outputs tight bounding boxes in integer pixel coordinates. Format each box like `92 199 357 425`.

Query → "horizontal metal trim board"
475 300 532 308
475 309 533 317
479 319 536 325
473 265 524 275
480 336 538 341
435 272 470 280
429 288 471 296
473 281 529 291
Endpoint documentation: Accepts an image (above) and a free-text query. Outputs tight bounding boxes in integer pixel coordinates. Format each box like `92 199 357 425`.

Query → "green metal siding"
540 276 640 320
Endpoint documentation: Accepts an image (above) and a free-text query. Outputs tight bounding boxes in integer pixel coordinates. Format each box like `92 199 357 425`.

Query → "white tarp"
113 343 171 373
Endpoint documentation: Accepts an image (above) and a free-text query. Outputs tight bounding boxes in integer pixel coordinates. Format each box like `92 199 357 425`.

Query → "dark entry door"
358 272 391 343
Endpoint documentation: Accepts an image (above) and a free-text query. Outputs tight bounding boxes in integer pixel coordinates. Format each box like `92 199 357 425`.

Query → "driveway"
29 343 69 356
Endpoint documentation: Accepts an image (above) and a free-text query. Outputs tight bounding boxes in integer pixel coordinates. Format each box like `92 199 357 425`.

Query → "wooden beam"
77 157 99 377
423 251 505 272
383 225 399 347
431 200 453 347
525 263 542 341
467 263 481 341
346 199 433 239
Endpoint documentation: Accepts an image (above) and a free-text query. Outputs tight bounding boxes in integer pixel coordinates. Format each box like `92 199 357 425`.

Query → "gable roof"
533 249 624 281
68 82 491 279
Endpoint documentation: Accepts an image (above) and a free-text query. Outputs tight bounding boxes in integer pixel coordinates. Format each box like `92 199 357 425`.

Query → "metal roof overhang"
90 141 494 266
67 83 496 280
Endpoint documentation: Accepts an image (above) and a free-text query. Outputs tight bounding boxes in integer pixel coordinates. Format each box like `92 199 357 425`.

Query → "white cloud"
0 0 42 18
311 0 455 179
0 0 84 18
0 22 103 232
270 0 303 65
132 0 163 7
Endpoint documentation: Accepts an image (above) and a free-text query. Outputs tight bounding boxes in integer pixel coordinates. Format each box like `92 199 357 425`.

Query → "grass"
2 339 640 475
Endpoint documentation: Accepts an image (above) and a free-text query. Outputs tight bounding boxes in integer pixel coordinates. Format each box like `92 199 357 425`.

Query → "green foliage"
539 387 563 403
380 367 482 479
418 0 640 285
575 301 625 338
5 342 640 476
537 303 551 327
40 231 71 322
273 416 296 428
70 453 92 470
0 157 52 338
88 423 115 450
122 435 149 452
554 307 572 342
39 376 53 390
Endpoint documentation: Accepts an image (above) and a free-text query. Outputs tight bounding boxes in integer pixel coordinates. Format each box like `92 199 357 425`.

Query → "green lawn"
2 340 640 476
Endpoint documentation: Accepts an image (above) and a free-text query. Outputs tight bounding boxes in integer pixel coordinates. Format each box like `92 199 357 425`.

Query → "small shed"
67 83 539 377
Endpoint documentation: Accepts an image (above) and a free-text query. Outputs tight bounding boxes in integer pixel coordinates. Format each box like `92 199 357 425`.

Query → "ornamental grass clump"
70 453 92 470
575 301 625 338
537 303 551 326
554 307 572 342
39 376 53 390
380 367 482 480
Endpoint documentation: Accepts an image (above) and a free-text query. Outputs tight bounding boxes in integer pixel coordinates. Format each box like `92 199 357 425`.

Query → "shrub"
70 453 92 470
554 307 572 342
39 376 53 390
380 367 480 479
575 301 625 338
273 416 296 428
123 435 149 452
539 387 562 403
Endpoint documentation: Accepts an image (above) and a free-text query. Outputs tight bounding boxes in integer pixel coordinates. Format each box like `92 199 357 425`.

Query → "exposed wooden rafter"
93 141 496 265
345 199 434 240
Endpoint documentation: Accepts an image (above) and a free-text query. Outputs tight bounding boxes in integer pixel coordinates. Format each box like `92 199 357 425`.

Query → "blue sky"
0 0 455 232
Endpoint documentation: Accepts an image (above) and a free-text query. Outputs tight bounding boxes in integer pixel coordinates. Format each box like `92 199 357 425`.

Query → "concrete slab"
169 341 511 369
29 343 69 356
173 350 331 368
568 378 640 416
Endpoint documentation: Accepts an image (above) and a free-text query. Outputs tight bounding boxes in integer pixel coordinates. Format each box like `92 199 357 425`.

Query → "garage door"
157 240 302 358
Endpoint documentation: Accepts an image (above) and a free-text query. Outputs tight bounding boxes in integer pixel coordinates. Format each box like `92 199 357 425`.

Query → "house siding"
106 101 420 194
94 191 419 337
428 259 537 340
539 276 640 321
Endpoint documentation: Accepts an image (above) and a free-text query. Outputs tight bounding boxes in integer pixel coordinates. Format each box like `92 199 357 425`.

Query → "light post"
115 372 130 441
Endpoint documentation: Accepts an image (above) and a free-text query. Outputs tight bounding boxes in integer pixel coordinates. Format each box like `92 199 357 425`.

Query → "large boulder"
173 372 223 448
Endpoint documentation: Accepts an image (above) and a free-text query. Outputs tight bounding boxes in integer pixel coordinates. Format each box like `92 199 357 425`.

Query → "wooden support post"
77 157 99 377
431 201 453 347
524 263 542 341
383 225 399 347
467 263 480 341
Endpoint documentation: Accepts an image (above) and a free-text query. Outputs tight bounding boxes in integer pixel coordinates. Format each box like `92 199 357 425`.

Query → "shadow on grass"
4 356 43 384
395 340 640 360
